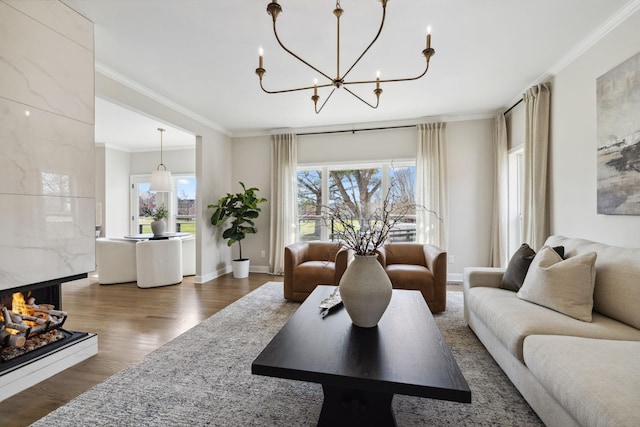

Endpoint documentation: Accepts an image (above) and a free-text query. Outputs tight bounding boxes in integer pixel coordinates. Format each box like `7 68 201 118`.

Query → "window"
130 175 196 235
508 148 524 257
175 177 196 233
297 162 416 242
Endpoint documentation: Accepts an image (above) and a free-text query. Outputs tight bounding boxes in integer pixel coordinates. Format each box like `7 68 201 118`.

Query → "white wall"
446 119 494 278
230 135 272 271
298 127 417 163
231 120 494 280
129 148 195 175
104 146 130 237
549 8 640 247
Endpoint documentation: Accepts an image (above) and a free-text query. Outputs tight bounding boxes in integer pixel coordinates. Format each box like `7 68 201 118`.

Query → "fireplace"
0 275 98 401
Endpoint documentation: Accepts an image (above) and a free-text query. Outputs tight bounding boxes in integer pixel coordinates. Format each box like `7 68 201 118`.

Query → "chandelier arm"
272 20 333 82
259 79 333 95
343 87 380 109
315 88 337 114
341 2 387 81
343 59 432 86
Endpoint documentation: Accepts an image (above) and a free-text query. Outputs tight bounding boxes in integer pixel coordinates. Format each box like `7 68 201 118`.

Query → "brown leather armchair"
284 242 350 301
376 243 447 312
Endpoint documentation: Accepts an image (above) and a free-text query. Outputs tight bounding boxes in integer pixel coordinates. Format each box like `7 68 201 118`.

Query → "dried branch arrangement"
322 189 416 256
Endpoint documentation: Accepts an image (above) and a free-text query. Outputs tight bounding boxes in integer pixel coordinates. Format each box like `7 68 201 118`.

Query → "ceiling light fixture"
255 0 436 114
150 128 172 192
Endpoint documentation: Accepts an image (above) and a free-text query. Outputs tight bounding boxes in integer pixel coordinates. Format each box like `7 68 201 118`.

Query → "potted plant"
149 205 169 236
208 182 267 278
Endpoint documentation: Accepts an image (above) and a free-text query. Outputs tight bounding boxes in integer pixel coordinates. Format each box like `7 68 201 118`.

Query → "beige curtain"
416 122 447 248
269 134 297 275
489 113 509 267
522 83 551 250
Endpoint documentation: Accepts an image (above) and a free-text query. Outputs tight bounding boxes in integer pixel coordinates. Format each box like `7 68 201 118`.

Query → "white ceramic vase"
339 254 393 328
151 219 166 236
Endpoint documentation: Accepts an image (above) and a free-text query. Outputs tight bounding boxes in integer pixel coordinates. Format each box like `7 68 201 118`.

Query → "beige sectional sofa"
463 236 640 427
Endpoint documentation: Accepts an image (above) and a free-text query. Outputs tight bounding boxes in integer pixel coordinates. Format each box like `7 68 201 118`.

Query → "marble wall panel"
4 0 94 52
0 1 94 124
0 97 94 198
0 194 95 291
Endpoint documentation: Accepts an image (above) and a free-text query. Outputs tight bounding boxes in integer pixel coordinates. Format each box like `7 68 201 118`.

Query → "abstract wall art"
596 50 640 215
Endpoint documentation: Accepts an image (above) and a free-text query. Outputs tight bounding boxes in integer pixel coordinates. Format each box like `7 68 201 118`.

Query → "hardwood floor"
0 273 281 427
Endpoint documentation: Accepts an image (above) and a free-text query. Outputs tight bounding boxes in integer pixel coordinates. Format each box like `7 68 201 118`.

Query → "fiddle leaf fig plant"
208 182 267 260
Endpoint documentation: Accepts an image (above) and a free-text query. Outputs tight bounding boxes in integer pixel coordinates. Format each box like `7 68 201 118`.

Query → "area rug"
32 282 542 426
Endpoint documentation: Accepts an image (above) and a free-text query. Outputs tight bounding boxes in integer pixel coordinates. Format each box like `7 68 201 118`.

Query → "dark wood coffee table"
252 285 471 426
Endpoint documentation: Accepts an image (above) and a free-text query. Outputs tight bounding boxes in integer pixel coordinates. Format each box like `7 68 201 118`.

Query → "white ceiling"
62 0 635 150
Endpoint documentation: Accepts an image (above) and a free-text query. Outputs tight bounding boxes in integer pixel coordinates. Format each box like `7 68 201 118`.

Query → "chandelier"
255 0 436 114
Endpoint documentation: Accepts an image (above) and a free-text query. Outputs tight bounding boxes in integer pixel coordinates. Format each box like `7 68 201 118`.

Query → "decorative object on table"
323 188 415 327
149 204 169 237
254 0 436 113
150 128 172 192
319 287 342 318
596 50 640 215
208 182 267 278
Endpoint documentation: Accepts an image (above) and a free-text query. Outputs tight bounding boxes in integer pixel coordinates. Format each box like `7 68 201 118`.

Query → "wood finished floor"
0 273 280 427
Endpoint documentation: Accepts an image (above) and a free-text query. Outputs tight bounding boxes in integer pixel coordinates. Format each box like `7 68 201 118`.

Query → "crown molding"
95 62 232 137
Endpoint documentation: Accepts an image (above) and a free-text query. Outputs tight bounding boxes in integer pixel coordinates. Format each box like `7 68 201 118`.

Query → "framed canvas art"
596 50 640 215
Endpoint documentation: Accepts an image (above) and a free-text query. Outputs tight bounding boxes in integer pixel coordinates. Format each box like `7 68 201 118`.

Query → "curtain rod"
296 124 415 136
504 98 523 115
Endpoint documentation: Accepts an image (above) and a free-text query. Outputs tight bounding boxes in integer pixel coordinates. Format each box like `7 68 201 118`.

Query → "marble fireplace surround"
0 0 98 401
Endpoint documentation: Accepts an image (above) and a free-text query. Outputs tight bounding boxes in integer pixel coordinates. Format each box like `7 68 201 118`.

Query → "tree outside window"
296 163 416 242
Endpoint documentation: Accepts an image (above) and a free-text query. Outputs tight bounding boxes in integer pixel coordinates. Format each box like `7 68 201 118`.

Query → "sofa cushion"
545 236 640 330
517 246 596 322
524 335 640 427
501 244 565 292
465 286 640 362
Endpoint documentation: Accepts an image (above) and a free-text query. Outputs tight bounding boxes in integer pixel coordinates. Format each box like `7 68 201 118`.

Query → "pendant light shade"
150 169 172 192
150 128 172 192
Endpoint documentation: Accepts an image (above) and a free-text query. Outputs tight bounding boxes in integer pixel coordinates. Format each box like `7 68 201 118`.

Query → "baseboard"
447 273 463 283
195 265 231 284
250 265 270 274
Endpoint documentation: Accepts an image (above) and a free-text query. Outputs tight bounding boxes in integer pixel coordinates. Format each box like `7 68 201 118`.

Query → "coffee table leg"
318 384 396 426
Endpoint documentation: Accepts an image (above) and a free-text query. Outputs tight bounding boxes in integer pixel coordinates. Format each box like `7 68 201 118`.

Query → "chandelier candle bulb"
258 47 264 69
314 79 318 96
376 71 380 89
427 26 432 49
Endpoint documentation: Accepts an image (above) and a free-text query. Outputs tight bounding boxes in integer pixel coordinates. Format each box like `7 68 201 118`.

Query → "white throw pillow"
517 246 597 322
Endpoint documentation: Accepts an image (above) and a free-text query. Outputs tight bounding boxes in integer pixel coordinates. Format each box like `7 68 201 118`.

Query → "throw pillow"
516 246 597 322
501 244 565 292
501 243 536 291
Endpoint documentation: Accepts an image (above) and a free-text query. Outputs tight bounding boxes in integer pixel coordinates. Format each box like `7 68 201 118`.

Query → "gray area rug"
32 282 543 426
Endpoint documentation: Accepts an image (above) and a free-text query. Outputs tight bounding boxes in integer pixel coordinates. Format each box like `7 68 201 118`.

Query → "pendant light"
150 128 172 192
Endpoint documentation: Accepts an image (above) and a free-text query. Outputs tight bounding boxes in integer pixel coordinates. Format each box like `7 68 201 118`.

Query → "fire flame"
12 292 28 316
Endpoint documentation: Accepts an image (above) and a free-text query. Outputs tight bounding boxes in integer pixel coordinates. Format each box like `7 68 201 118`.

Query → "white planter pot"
150 219 166 236
232 259 250 278
339 254 393 328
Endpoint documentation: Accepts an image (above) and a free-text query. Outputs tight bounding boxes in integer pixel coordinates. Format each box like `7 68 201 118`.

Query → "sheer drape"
269 134 297 275
522 83 551 250
489 113 508 267
416 122 447 248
